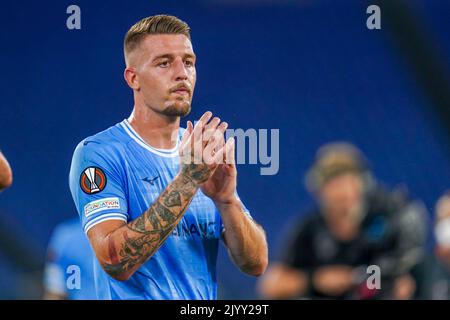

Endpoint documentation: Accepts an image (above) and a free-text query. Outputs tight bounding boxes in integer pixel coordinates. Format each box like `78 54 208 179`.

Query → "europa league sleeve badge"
80 167 107 195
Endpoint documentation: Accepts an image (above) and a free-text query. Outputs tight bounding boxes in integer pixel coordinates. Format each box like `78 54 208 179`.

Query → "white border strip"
84 213 128 234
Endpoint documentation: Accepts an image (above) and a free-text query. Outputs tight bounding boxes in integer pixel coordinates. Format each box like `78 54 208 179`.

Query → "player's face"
319 173 364 222
135 34 196 117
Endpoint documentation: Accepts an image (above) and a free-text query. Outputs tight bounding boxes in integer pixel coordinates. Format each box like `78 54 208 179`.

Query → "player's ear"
124 67 140 90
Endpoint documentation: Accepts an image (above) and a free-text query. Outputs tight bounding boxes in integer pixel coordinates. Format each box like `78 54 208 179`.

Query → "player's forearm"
43 291 67 300
219 199 268 276
100 172 199 281
0 151 13 190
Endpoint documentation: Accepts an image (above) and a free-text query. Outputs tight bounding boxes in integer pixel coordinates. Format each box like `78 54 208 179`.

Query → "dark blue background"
0 0 449 298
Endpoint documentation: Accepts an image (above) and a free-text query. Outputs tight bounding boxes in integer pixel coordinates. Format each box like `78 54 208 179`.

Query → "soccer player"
0 150 12 191
43 218 96 300
69 15 268 300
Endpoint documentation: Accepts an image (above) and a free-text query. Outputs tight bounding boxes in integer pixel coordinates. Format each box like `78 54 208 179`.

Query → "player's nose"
173 58 189 81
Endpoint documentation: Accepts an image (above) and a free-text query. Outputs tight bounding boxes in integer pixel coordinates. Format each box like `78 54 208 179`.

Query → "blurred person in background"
425 192 450 299
258 142 427 300
43 217 96 299
0 150 13 191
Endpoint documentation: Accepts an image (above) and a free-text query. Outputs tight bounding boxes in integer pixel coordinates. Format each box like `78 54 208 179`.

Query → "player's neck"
128 107 180 150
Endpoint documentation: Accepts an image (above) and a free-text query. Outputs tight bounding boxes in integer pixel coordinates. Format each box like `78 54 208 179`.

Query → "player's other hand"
179 111 229 186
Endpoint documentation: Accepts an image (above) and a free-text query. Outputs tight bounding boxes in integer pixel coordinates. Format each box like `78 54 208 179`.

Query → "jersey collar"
120 119 180 158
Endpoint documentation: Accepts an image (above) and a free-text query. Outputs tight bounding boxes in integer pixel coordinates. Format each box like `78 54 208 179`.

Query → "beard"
161 99 192 117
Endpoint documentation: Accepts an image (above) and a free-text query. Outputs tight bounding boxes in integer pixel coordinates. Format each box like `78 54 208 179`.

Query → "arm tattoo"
163 190 182 207
103 173 199 278
181 163 211 184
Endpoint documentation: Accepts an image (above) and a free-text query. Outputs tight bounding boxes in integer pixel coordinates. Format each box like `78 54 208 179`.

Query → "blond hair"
124 15 191 64
306 142 368 192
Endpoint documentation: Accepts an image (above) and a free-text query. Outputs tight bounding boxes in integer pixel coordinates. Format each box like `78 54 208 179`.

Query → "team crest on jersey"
80 167 107 194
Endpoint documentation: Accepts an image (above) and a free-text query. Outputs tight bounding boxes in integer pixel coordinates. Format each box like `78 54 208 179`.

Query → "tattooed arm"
0 151 12 191
86 112 228 281
89 172 200 281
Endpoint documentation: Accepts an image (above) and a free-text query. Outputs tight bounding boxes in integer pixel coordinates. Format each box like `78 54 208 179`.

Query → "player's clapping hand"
179 111 230 186
200 131 236 205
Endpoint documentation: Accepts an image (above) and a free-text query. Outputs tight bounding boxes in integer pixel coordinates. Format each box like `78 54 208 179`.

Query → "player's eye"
184 60 194 68
157 61 170 68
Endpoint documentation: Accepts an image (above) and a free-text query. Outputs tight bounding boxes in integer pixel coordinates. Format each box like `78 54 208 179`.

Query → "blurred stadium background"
0 0 449 299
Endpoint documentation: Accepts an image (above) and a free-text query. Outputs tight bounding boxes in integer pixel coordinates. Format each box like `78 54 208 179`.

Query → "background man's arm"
257 263 309 299
259 263 354 298
0 151 12 190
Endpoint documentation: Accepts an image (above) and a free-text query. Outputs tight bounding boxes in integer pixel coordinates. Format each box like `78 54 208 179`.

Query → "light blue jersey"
44 218 96 300
69 119 250 300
